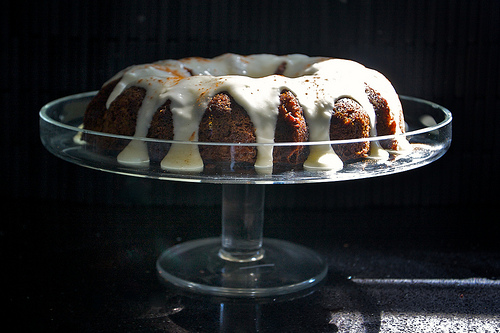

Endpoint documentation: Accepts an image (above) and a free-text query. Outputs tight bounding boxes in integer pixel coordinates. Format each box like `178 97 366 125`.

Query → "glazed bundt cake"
82 53 408 173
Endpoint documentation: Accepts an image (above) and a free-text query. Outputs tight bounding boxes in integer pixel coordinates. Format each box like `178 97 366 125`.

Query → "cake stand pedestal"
157 184 327 296
40 92 452 298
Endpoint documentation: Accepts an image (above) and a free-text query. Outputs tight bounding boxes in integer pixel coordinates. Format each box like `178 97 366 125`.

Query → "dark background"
3 0 500 331
3 0 499 208
0 0 500 208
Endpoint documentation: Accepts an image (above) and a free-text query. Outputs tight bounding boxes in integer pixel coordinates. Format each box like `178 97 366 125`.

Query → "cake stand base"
157 237 327 297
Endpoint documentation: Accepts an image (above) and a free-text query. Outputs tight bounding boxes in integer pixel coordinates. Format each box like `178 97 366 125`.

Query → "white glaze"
100 54 407 172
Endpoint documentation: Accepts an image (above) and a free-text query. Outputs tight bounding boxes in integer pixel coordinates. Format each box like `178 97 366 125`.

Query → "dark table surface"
4 197 499 332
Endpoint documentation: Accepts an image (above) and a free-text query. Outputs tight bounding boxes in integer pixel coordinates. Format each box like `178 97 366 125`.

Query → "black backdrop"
3 0 499 210
3 1 500 330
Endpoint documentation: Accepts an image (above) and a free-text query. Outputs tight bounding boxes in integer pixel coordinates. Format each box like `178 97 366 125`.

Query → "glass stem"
219 184 265 262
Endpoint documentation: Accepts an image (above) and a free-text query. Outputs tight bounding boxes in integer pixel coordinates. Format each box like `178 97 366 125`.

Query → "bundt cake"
82 53 409 174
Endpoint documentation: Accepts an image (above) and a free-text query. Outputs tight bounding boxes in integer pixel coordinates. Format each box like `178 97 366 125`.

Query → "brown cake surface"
330 98 371 161
273 90 309 170
198 92 257 171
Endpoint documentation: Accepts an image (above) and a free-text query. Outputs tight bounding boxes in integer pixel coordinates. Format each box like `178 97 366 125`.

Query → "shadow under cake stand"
40 93 452 297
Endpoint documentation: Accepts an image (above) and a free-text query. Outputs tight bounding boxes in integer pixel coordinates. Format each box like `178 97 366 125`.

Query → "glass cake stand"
40 92 452 297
